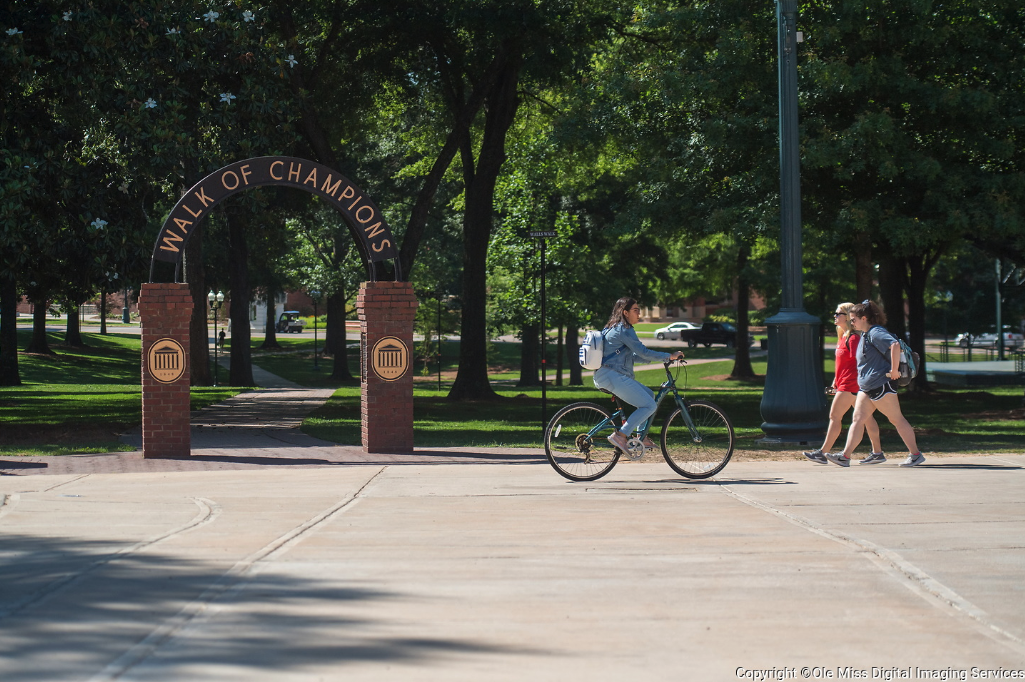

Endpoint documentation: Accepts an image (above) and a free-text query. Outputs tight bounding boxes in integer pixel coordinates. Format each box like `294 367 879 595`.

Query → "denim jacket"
597 323 671 378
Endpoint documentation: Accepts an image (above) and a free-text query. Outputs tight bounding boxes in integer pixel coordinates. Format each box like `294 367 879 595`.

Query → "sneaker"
899 453 926 467
824 452 851 467
803 448 827 464
859 452 887 465
607 431 629 452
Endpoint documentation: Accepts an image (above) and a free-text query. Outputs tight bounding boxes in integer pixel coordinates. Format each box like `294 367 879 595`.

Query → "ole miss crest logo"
147 338 187 384
370 336 409 382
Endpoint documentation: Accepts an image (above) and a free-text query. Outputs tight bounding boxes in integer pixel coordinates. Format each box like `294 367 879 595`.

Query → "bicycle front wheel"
661 400 735 479
544 402 621 481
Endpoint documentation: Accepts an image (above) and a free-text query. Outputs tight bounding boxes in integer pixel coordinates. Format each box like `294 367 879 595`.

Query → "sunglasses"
833 312 846 318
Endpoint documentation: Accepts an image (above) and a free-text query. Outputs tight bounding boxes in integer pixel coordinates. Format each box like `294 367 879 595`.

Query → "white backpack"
578 329 606 370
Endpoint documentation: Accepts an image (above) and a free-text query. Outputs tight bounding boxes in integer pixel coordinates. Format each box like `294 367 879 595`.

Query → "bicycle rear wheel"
661 399 735 479
544 402 621 481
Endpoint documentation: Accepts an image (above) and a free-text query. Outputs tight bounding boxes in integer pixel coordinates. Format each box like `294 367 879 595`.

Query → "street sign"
529 231 557 238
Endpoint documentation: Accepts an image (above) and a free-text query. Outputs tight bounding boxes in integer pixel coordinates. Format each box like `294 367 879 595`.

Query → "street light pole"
207 290 224 387
758 0 828 443
437 292 443 393
530 230 556 433
996 259 1004 361
310 290 320 370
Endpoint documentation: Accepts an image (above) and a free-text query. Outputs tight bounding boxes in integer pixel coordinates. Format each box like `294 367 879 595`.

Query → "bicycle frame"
590 362 701 443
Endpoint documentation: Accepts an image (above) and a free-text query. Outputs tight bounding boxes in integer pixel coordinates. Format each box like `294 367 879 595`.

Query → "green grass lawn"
283 355 1025 456
3 326 1022 458
1 330 239 456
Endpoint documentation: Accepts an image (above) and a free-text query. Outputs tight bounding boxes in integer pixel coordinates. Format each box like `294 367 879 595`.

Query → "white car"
970 330 1023 349
653 321 700 340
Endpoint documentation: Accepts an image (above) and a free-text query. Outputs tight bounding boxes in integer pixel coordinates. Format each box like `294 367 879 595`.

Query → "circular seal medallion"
370 336 409 382
147 338 187 384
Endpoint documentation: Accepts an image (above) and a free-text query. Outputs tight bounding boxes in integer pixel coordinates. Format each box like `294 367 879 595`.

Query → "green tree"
801 0 1025 385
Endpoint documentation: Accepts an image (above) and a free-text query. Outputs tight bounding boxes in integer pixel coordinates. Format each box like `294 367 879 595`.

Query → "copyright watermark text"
735 667 1025 681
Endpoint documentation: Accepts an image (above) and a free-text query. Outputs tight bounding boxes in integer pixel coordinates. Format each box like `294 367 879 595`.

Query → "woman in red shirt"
803 302 882 464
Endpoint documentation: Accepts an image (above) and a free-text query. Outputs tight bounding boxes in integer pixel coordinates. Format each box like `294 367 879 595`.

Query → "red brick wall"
357 281 418 453
139 283 192 459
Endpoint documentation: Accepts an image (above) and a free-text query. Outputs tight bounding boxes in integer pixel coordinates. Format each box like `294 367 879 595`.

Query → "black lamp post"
941 290 953 362
437 290 444 392
207 290 224 386
122 286 130 324
758 0 828 443
310 290 321 370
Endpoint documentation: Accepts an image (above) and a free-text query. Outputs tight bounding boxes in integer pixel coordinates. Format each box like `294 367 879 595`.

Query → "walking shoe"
824 452 851 467
859 452 887 465
899 453 926 467
803 448 828 464
607 431 629 452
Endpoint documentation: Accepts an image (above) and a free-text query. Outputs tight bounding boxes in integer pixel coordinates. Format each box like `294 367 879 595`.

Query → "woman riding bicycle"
593 297 684 456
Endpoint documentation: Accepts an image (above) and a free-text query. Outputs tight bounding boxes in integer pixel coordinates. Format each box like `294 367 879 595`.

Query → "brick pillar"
358 281 418 453
139 282 193 459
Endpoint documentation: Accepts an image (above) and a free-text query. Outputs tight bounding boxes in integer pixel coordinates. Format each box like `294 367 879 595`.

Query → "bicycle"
543 360 735 481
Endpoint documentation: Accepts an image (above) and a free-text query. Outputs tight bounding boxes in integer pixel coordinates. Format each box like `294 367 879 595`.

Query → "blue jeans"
593 369 657 436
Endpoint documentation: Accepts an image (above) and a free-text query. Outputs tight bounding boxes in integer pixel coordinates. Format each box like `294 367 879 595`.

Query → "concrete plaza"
2 452 1023 681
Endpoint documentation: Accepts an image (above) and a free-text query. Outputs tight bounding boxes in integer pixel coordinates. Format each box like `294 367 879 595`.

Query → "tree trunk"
448 55 521 401
877 251 907 341
0 275 21 386
327 289 354 381
226 208 254 386
395 46 515 280
184 222 211 386
100 290 107 335
65 306 86 348
902 251 942 393
566 326 582 386
25 299 54 355
517 322 540 387
730 242 755 379
854 230 874 302
275 5 514 282
261 289 282 350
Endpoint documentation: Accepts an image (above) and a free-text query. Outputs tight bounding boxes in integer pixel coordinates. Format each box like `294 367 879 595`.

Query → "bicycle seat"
597 388 614 395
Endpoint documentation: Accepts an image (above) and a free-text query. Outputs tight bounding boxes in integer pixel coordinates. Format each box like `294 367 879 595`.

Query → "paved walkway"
2 367 1024 680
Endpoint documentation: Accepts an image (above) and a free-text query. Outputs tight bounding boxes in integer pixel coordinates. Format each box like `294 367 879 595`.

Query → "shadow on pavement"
710 477 796 486
171 454 339 466
0 461 48 470
915 463 1023 470
0 534 547 680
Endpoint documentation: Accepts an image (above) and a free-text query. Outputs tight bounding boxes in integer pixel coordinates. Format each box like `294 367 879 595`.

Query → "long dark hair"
851 300 887 326
604 297 637 330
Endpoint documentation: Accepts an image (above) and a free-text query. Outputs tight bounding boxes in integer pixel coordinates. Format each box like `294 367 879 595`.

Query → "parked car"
275 311 306 333
653 321 700 340
956 328 1023 349
678 322 754 348
974 329 1023 349
955 333 974 348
